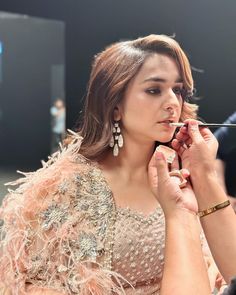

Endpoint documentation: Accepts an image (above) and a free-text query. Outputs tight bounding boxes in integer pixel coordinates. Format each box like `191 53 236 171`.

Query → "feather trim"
0 132 130 294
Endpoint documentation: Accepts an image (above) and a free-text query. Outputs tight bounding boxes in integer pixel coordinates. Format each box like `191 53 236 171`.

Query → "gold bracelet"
198 200 230 218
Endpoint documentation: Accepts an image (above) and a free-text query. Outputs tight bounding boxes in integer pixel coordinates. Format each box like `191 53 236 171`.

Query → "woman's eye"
146 88 161 95
173 87 183 95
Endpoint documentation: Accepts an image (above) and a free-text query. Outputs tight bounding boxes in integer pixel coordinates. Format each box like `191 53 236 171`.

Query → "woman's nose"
163 90 182 115
165 106 175 115
165 90 179 104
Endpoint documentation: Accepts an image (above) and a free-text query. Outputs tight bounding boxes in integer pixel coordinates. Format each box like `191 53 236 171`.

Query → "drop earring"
109 121 123 156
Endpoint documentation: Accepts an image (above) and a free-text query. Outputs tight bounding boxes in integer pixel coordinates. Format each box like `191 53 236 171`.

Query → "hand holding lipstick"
171 119 218 178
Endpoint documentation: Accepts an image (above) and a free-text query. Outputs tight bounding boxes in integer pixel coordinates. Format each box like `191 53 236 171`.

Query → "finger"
175 126 188 140
170 152 179 171
173 128 192 150
148 152 159 190
148 150 157 169
171 138 181 150
186 120 204 144
187 119 211 135
197 125 214 140
179 125 188 134
183 138 192 148
180 168 190 179
155 151 170 183
185 137 192 145
171 139 187 157
175 132 190 142
173 137 192 151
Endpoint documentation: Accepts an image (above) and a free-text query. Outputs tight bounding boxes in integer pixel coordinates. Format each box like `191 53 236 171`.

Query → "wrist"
164 207 198 223
191 170 218 191
165 208 200 238
198 199 230 218
191 166 217 181
192 174 228 211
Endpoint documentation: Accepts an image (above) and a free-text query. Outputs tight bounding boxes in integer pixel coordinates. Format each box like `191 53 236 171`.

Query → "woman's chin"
156 135 173 143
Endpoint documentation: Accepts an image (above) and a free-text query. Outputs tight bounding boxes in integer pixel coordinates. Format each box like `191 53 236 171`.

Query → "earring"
109 121 123 156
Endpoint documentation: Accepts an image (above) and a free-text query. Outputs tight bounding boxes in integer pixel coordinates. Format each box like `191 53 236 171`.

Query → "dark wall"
1 0 236 130
0 13 64 168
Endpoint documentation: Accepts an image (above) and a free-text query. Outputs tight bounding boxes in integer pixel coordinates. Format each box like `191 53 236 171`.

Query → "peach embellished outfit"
0 135 220 294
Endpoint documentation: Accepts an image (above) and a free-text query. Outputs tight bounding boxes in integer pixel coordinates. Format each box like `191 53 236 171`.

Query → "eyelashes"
146 88 161 95
145 86 184 97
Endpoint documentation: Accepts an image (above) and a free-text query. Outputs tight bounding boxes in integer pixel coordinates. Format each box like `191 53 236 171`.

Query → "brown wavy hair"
76 34 198 160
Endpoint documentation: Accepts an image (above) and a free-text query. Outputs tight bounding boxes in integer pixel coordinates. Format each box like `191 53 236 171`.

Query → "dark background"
0 0 236 168
0 14 64 167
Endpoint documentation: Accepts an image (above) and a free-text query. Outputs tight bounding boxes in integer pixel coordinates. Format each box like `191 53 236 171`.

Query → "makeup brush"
169 123 236 128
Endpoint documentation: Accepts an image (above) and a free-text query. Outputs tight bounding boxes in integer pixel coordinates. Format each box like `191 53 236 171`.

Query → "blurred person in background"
50 98 66 152
214 111 236 212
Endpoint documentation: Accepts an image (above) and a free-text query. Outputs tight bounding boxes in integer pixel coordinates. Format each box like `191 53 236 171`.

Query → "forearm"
193 174 236 282
192 172 227 210
215 159 227 193
161 210 211 295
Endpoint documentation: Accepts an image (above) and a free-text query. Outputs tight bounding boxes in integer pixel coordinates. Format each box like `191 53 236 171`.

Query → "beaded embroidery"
1 134 221 295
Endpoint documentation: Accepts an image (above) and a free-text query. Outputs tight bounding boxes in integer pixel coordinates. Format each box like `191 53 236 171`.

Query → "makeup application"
169 122 236 128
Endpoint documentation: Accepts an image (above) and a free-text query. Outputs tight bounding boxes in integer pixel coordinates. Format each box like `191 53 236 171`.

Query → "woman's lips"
158 120 175 125
157 121 177 129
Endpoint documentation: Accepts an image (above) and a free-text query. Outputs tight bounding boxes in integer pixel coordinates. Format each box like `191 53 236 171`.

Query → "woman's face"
117 53 184 144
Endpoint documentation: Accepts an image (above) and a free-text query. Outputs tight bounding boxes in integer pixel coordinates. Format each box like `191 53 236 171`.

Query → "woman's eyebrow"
142 76 183 83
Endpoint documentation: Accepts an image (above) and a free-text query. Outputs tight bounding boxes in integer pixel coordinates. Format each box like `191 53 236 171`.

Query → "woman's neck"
99 138 155 180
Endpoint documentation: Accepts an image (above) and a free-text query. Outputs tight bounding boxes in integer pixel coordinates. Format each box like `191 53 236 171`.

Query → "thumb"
187 120 203 144
155 151 170 184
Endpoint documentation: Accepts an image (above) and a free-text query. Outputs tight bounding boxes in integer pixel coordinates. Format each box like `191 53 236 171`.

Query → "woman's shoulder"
1 135 113 221
0 138 119 293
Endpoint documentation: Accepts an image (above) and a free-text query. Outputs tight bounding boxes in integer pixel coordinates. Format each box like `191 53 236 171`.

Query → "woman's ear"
113 106 121 121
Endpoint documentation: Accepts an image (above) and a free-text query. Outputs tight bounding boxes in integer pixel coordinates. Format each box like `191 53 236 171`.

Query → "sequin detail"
112 207 165 294
40 203 69 230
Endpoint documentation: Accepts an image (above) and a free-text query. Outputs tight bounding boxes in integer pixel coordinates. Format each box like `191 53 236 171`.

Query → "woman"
0 34 218 294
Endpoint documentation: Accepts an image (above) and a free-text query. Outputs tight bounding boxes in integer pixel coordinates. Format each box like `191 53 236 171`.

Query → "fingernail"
189 121 198 131
181 126 187 132
156 151 164 160
190 125 198 131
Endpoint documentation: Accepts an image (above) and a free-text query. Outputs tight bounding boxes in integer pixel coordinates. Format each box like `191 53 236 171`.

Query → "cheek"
122 96 149 117
120 101 152 132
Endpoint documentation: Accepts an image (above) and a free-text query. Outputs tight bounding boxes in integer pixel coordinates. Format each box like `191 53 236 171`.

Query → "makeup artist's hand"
148 147 180 197
171 120 218 177
152 151 198 217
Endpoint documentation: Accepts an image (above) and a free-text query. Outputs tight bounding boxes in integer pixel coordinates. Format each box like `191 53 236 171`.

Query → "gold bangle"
198 200 230 218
